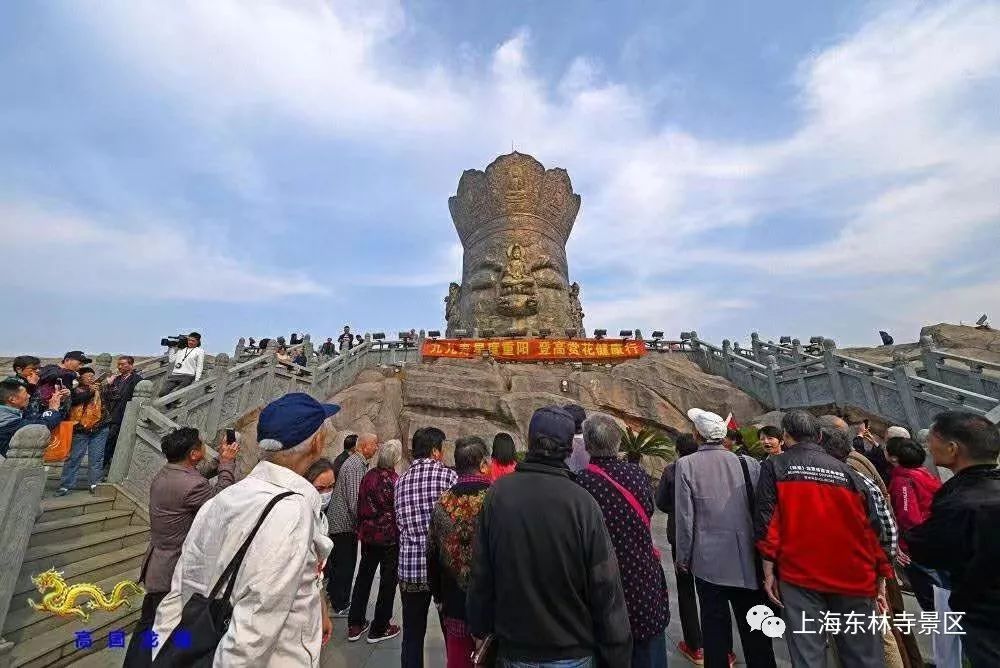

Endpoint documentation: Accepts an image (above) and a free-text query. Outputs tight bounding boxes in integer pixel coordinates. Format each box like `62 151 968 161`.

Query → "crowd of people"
1 352 143 488
110 385 1000 668
5 346 996 668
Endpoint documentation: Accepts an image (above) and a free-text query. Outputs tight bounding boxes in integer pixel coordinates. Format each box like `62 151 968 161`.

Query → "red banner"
421 338 647 362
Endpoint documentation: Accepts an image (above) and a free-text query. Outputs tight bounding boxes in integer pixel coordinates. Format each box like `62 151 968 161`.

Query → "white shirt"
153 461 333 666
168 346 205 381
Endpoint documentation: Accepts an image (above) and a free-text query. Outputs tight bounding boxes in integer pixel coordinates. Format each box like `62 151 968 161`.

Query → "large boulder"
324 352 762 467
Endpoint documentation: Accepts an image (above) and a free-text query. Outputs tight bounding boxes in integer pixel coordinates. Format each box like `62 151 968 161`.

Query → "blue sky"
2 0 998 356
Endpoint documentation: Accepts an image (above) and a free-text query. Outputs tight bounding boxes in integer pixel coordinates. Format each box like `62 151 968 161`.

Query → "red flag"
725 413 740 430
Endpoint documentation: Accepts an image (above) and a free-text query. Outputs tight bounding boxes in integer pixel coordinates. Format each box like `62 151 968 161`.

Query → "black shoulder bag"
152 491 297 667
737 456 765 586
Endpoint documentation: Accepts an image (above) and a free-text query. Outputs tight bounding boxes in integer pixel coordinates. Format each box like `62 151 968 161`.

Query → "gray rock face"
324 354 762 467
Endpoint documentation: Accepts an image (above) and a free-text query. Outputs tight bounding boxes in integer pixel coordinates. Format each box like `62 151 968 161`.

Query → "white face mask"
320 491 333 509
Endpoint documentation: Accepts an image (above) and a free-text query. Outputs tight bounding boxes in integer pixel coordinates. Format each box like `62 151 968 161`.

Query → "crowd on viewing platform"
104 391 995 668
3 325 999 668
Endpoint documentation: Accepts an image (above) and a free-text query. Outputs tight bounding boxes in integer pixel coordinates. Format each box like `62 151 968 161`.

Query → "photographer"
159 332 205 398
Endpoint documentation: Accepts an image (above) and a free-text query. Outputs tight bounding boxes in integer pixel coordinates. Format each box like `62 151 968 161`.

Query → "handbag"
152 491 297 667
471 634 498 667
43 421 76 462
737 455 766 584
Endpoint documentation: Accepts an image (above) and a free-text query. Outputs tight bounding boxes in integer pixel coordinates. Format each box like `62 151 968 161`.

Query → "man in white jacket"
160 332 205 397
153 392 338 666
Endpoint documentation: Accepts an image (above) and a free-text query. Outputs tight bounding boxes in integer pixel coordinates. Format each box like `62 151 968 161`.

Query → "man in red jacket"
754 411 892 668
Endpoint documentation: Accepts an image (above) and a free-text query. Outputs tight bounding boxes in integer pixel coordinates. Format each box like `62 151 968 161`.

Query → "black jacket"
905 464 1000 630
102 372 143 426
466 458 631 666
654 461 678 544
853 437 891 484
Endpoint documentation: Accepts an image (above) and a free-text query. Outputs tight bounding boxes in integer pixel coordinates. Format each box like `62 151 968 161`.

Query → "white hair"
260 424 327 462
583 413 622 457
886 426 911 440
377 439 402 470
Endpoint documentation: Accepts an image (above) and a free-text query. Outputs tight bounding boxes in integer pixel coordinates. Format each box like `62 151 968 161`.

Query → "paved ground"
319 513 933 667
69 513 931 667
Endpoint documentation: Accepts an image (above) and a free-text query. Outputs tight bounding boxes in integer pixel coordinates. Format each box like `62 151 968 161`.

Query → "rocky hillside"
322 353 760 461
841 323 1000 366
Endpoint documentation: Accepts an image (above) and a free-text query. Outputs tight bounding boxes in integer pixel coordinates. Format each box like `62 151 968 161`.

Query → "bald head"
357 433 378 459
819 415 849 432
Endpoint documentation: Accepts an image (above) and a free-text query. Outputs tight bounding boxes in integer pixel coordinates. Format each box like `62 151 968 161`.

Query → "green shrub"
619 426 676 464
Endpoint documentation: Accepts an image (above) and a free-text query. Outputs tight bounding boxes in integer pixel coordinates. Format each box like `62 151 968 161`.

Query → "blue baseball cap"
257 393 340 450
528 406 576 449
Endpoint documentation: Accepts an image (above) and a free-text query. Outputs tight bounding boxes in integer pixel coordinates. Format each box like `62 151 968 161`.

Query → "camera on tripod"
161 334 189 348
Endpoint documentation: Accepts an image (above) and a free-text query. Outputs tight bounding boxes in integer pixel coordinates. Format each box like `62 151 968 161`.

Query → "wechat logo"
746 604 786 638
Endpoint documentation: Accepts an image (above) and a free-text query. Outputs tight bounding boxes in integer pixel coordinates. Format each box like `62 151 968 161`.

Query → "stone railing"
686 332 1000 431
107 334 422 508
0 426 54 665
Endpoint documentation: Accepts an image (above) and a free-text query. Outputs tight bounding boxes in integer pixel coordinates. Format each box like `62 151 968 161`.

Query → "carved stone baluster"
204 353 231 441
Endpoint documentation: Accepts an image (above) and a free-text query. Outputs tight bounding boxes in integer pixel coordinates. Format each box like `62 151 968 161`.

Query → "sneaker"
678 642 704 665
366 623 401 644
89 485 98 495
332 607 350 618
728 652 737 667
347 621 370 642
54 487 70 497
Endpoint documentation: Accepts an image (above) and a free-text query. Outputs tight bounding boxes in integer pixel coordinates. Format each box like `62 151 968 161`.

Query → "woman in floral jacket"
427 436 492 668
347 439 403 643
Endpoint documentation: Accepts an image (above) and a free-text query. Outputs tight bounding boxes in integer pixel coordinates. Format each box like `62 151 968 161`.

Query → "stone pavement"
320 513 932 667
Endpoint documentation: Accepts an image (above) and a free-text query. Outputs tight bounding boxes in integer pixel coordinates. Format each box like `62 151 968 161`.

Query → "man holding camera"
159 332 205 398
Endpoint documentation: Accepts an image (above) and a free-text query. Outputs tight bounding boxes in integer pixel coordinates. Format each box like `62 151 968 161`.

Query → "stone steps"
39 496 117 524
22 525 150 573
29 511 134 549
10 544 148 614
5 566 143 644
7 488 148 668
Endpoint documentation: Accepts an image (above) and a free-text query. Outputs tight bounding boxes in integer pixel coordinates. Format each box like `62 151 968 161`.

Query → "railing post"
791 338 803 364
0 425 51 658
108 380 154 484
94 352 113 378
823 339 846 409
892 353 924 435
766 355 782 409
721 340 733 379
234 337 245 361
418 330 427 363
204 353 231 440
263 339 279 402
919 335 941 382
750 332 762 362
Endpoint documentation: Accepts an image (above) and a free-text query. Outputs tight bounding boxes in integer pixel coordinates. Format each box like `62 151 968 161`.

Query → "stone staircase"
2 463 147 668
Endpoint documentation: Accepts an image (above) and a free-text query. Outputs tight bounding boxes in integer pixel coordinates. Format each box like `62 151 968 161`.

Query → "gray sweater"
674 442 761 590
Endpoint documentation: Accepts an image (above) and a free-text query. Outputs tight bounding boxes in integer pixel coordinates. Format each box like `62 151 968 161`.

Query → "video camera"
161 335 189 348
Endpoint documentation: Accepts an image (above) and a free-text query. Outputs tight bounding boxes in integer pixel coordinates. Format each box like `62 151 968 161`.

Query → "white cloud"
2 205 326 301
44 0 1000 336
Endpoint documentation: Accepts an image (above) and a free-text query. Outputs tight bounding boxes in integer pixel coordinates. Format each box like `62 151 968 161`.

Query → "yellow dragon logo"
27 569 144 621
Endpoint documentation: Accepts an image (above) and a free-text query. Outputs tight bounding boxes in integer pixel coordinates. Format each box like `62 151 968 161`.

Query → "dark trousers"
328 532 359 610
349 543 398 633
632 631 668 668
401 589 437 668
159 373 194 398
779 580 881 668
695 578 777 668
123 591 167 667
965 621 1000 668
103 421 121 475
672 543 703 650
902 563 936 612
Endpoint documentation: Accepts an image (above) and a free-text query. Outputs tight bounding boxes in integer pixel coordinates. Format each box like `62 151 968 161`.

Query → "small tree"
619 426 675 464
